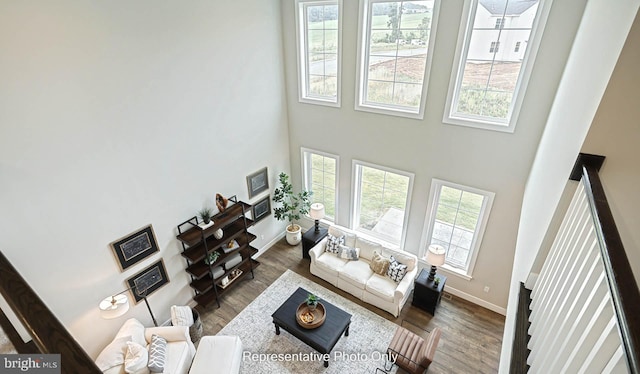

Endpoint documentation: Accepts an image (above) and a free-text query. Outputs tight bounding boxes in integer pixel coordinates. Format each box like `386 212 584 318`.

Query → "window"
420 179 494 278
302 148 338 222
295 0 342 106
514 41 521 52
356 0 440 119
444 0 551 132
352 161 414 246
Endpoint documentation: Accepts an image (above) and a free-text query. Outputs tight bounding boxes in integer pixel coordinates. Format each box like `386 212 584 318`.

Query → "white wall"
499 1 640 372
0 0 289 358
280 0 586 313
581 13 640 282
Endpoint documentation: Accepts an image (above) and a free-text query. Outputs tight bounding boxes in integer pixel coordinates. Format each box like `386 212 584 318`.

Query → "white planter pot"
285 224 302 245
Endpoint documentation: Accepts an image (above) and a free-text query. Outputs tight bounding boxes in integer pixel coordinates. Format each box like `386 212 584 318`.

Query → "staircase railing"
524 154 639 373
0 251 101 373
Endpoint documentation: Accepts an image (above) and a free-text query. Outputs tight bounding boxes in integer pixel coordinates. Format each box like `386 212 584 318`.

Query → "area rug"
217 270 398 373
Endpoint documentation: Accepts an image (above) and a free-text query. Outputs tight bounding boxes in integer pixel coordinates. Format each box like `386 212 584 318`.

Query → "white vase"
285 224 302 245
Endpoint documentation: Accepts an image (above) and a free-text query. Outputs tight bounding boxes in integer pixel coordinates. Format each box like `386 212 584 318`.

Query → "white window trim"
354 0 441 120
301 147 340 223
419 178 495 280
295 0 343 107
350 160 414 249
442 0 553 133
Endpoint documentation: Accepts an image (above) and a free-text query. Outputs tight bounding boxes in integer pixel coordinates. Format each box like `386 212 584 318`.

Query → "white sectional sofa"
309 224 418 317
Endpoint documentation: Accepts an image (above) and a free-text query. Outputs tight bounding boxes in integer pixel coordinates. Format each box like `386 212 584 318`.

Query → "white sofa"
97 318 195 374
309 224 418 317
189 336 242 374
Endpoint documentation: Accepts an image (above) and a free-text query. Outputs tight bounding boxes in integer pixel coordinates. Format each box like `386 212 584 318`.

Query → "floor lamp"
99 285 158 327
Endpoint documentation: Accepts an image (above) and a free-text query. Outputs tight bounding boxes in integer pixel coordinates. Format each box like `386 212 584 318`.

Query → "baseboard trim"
444 286 507 316
253 232 285 259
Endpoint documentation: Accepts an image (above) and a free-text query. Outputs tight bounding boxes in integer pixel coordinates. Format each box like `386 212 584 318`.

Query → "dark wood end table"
271 287 351 367
302 228 328 259
412 269 447 315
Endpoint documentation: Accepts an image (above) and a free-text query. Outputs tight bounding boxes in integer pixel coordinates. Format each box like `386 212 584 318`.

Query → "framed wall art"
110 225 159 271
252 195 271 223
246 167 269 199
126 259 169 303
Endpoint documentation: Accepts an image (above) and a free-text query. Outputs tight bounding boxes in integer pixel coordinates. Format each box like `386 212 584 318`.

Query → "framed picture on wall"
252 195 271 223
110 225 159 271
246 167 269 199
126 259 169 303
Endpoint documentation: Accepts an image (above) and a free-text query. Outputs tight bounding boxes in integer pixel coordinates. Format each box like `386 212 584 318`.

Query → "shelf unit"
177 196 259 308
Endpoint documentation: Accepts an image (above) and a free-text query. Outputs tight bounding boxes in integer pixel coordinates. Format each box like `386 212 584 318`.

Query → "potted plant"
273 172 312 245
199 207 213 225
434 276 441 288
305 293 319 311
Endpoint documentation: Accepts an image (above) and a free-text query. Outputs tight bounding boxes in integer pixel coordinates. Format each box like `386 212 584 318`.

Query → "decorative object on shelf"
99 273 163 326
199 207 213 225
273 172 312 245
219 269 243 289
252 195 271 223
213 228 224 239
305 293 319 311
215 193 228 213
223 240 239 254
309 203 325 233
434 276 441 288
246 167 269 199
204 251 220 265
425 244 446 281
125 259 170 304
109 225 159 271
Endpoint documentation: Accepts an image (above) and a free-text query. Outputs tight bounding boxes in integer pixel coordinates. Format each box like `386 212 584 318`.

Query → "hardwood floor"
196 238 505 373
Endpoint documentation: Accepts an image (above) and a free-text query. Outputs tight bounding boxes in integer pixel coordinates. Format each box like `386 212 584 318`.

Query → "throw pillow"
337 244 360 261
370 251 391 275
170 305 193 326
95 335 132 371
124 341 149 374
387 255 408 283
324 234 345 254
147 334 167 373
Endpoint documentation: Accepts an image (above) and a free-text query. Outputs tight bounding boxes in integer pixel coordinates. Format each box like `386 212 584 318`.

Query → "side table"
301 228 328 259
412 269 446 315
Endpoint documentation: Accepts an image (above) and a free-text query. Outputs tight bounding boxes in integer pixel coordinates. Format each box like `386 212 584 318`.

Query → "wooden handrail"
0 251 101 373
581 164 640 373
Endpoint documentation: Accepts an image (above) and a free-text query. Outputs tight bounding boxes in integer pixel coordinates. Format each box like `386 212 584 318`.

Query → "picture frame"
252 195 271 223
110 225 159 271
246 167 269 199
126 259 169 303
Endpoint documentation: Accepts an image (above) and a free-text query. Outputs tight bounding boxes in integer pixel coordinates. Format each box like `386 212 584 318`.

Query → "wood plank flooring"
197 238 505 373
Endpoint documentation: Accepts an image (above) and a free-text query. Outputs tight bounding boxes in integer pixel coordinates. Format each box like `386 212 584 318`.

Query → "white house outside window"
444 0 551 132
295 0 342 106
356 0 440 119
302 148 338 222
352 161 414 247
421 179 494 278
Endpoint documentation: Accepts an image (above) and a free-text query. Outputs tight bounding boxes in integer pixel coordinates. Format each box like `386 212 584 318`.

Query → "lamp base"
314 219 320 233
428 265 437 281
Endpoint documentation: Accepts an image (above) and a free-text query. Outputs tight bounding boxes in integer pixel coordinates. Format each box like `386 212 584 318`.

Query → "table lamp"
425 244 446 281
309 203 325 233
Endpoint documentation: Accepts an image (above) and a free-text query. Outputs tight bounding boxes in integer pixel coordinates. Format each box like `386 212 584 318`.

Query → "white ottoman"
189 336 242 374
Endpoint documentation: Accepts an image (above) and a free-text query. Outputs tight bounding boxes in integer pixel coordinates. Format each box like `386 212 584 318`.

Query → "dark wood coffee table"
272 287 352 367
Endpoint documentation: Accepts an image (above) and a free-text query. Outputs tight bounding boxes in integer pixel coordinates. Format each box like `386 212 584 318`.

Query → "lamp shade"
99 294 130 320
425 244 446 266
309 203 325 220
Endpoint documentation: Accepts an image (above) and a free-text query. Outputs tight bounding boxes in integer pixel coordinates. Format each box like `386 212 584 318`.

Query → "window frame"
355 0 441 119
351 160 415 248
442 0 553 133
295 0 343 107
419 178 495 280
301 147 340 223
